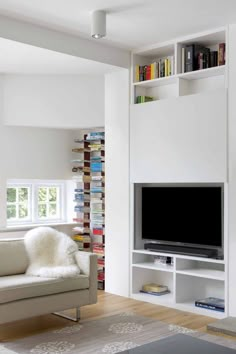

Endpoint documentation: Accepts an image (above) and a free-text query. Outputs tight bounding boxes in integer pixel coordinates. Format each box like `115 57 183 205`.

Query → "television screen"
142 186 223 248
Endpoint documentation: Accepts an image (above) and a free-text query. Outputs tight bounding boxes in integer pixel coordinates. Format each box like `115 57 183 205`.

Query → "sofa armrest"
74 251 98 304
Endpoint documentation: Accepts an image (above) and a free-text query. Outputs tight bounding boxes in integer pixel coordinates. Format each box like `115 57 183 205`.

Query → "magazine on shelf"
140 290 170 296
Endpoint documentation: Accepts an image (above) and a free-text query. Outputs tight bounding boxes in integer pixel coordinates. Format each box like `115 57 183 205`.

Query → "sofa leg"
53 308 80 322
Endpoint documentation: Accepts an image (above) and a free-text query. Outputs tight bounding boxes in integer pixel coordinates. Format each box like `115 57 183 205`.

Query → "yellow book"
135 64 139 82
164 59 168 77
150 63 155 80
168 59 171 76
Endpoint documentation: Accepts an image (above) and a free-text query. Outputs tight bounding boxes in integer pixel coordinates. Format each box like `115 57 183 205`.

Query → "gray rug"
2 313 236 354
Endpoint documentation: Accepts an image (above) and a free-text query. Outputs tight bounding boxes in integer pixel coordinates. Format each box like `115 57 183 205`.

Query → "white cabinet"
131 250 226 318
130 89 227 183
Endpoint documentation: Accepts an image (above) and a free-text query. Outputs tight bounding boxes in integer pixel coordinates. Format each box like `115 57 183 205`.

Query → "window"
36 185 61 221
7 181 65 225
7 186 31 223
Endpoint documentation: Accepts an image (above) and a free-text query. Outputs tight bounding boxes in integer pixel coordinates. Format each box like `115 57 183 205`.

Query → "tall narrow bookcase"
72 131 105 290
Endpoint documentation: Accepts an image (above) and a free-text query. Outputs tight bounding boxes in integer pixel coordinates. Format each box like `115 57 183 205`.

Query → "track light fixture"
91 10 106 39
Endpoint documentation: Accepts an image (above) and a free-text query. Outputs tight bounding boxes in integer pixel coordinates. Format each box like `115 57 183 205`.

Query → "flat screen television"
142 186 223 249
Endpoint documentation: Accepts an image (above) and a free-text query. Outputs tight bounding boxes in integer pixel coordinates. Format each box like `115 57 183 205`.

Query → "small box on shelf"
140 283 170 296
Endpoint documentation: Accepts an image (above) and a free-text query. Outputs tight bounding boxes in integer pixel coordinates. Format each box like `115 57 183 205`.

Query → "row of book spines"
135 57 174 82
183 43 225 73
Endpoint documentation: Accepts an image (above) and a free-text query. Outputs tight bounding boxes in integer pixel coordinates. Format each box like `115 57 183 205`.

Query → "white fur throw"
24 227 80 278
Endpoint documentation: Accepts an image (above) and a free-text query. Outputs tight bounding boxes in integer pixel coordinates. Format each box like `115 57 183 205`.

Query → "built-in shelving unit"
130 27 228 318
131 249 226 318
131 27 226 104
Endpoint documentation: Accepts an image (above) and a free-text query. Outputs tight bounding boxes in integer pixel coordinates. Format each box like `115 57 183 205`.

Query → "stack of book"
195 297 224 312
135 56 174 82
86 132 105 141
140 283 170 296
136 96 154 104
72 234 91 252
182 43 225 73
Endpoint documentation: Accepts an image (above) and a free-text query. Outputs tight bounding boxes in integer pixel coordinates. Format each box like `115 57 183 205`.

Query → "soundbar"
144 243 217 258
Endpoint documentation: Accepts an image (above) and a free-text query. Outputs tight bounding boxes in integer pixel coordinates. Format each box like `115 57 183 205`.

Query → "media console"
144 243 218 258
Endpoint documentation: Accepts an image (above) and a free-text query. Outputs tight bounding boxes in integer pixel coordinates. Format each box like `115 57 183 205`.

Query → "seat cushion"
0 274 89 304
0 240 28 276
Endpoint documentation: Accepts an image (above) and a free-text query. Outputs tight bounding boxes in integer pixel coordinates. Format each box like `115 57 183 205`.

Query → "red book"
145 65 151 80
93 228 103 235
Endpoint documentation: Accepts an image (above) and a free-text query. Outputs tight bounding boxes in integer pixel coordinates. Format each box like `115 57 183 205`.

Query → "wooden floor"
0 291 235 342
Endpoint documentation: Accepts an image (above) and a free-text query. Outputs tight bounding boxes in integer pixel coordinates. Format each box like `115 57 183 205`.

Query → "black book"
195 297 224 312
203 48 210 69
185 44 206 72
210 51 218 68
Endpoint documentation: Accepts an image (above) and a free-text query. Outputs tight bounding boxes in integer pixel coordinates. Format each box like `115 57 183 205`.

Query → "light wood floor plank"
0 291 235 342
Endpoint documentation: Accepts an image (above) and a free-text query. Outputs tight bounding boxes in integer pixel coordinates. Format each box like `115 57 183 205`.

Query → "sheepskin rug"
24 227 80 278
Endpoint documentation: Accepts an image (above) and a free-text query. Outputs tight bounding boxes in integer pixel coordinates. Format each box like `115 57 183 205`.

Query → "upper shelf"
132 65 226 88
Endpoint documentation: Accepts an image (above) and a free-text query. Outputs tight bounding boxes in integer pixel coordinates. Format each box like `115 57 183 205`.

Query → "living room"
0 1 236 353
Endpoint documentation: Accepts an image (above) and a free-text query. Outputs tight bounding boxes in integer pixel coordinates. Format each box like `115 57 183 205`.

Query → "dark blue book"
195 297 224 312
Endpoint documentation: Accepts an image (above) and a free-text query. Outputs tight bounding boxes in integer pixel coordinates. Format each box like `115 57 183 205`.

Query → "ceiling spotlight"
91 10 106 39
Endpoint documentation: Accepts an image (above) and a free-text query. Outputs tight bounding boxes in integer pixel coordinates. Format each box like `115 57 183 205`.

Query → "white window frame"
7 180 66 226
7 183 32 225
35 183 63 223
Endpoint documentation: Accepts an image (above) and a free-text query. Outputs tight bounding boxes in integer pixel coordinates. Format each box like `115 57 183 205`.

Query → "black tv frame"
137 183 224 258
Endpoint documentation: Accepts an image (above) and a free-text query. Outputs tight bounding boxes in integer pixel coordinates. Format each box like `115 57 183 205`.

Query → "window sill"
0 222 77 233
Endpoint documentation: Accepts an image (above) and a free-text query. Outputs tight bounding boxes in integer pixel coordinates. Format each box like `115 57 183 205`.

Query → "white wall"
228 24 236 316
0 76 77 228
3 74 104 129
105 69 130 297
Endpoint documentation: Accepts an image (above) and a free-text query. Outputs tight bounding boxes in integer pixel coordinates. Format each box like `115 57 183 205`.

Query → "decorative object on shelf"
154 256 172 265
140 283 170 296
72 131 105 290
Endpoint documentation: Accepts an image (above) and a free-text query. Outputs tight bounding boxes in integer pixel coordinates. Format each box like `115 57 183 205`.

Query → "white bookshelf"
131 249 226 318
131 27 227 104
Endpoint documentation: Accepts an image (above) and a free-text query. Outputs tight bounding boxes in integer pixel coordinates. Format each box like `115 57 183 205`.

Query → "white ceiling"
0 0 236 49
0 37 117 74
